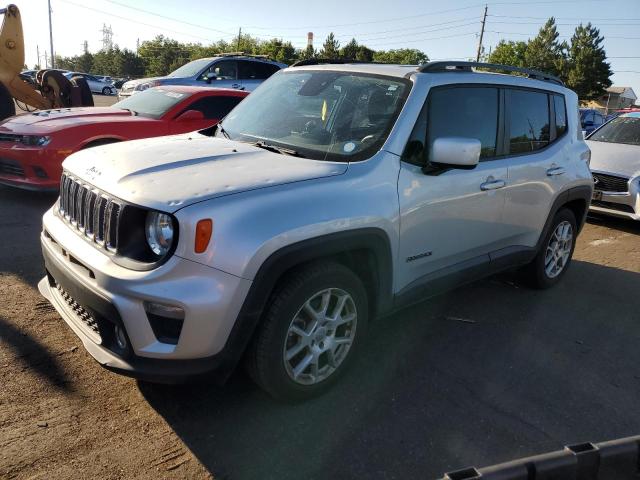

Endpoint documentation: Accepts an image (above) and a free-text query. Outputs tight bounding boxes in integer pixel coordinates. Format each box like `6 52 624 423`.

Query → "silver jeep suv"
39 61 593 400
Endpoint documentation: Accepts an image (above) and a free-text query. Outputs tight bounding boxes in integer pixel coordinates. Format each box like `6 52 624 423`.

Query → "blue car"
119 54 287 98
579 108 606 136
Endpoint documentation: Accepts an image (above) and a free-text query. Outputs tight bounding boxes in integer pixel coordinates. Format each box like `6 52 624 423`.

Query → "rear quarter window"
508 89 550 154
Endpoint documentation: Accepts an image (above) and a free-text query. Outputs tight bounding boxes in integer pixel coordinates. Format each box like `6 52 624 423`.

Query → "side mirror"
176 109 205 122
429 137 481 169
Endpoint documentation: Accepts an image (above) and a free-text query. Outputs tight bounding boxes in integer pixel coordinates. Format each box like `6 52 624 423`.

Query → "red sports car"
0 86 248 191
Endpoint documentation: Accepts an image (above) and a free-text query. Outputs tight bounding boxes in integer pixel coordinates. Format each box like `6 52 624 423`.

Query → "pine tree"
566 23 612 100
340 38 359 60
320 32 340 58
524 18 567 77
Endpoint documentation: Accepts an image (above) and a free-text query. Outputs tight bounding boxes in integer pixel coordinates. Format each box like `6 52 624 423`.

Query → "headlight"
21 135 51 146
145 211 174 257
135 80 160 91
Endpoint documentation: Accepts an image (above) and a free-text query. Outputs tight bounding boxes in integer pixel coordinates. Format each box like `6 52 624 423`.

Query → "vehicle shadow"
587 212 640 235
0 185 57 287
0 314 73 392
139 260 640 480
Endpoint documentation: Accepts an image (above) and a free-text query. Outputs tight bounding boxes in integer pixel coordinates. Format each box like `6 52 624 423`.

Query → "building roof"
606 87 628 94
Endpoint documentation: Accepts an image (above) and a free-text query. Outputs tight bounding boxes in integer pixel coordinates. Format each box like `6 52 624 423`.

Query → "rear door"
396 85 511 293
500 88 568 247
238 61 280 91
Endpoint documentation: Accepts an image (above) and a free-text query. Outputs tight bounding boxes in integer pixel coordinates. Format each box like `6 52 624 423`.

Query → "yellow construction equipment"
0 4 93 120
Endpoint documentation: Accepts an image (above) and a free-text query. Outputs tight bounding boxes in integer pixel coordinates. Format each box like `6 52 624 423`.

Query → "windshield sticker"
163 91 185 99
343 142 356 153
321 99 328 123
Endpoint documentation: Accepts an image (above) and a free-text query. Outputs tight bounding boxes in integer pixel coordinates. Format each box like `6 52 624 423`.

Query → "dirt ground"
0 180 639 479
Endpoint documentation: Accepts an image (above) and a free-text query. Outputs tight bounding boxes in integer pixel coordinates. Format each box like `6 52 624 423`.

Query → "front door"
397 85 511 293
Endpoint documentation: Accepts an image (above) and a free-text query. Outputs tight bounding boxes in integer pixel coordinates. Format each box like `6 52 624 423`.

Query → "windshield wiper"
216 123 230 139
251 141 304 157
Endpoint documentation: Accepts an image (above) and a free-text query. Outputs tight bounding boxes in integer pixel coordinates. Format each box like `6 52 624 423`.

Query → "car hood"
63 133 348 212
0 107 132 133
586 140 640 178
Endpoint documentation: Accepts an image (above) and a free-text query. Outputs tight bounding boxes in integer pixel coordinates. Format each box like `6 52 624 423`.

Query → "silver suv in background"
39 61 593 400
118 54 287 98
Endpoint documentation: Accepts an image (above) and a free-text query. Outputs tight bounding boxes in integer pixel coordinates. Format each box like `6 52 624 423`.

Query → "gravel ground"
0 182 639 480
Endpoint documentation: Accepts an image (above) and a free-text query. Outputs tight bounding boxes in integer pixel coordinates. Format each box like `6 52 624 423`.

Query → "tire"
0 82 16 121
245 261 368 401
70 76 94 106
102 86 111 95
522 208 577 289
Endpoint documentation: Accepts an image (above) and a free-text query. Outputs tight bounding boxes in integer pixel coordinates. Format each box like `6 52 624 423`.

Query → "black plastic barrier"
441 435 640 480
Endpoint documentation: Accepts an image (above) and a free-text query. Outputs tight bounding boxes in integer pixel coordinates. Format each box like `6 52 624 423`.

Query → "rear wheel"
522 208 577 289
246 262 368 401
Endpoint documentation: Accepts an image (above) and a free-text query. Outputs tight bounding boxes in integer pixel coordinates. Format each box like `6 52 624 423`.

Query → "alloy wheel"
283 288 358 385
544 220 573 278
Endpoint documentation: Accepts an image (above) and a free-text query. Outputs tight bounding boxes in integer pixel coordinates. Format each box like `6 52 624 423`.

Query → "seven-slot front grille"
58 173 122 252
592 172 629 193
0 158 25 177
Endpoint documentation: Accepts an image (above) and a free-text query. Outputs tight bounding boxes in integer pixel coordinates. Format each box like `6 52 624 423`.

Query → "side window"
183 96 244 120
238 61 279 80
595 113 604 125
427 86 499 160
553 95 567 137
203 61 237 81
508 90 550 154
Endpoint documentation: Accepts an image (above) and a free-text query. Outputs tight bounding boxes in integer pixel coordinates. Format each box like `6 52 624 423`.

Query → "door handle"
546 166 565 176
231 83 244 90
480 178 506 191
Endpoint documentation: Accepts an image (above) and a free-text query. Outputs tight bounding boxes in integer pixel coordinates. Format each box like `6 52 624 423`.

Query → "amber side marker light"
195 219 213 253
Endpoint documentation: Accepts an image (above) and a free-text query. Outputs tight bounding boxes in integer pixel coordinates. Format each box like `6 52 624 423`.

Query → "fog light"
114 324 128 350
144 301 185 345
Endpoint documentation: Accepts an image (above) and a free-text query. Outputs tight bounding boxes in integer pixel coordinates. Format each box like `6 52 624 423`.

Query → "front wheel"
102 86 111 95
522 208 577 289
246 262 368 401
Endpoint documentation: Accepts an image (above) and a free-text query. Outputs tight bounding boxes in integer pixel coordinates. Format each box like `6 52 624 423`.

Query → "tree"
320 32 340 58
138 35 192 76
524 18 567 77
488 40 527 67
301 44 316 60
340 38 359 60
259 38 298 64
566 23 612 100
373 48 428 65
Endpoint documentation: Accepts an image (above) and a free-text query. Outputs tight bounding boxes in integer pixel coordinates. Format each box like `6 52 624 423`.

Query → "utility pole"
476 4 487 62
236 27 241 52
44 50 48 69
48 0 55 68
36 44 40 68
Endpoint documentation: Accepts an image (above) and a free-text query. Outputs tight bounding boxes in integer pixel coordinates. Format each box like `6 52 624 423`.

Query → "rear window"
508 90 550 154
553 95 567 138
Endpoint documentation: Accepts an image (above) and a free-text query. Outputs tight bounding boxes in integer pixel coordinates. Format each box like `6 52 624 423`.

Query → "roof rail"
214 52 271 59
418 61 564 86
290 58 385 67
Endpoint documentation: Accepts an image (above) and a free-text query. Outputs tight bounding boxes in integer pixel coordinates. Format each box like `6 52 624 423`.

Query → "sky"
19 0 640 99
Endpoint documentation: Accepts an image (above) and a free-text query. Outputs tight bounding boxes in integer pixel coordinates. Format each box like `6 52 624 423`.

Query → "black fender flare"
214 228 394 380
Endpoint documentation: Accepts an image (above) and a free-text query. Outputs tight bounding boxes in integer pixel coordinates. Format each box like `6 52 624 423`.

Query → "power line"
103 0 236 36
485 30 640 40
488 14 640 21
57 0 235 42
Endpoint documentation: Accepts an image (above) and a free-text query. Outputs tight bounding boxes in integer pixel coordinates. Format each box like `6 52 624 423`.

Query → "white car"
586 112 640 220
39 61 592 400
64 72 116 95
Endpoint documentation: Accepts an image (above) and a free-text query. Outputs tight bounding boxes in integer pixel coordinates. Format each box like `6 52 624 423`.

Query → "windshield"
112 87 188 118
167 58 213 78
218 70 410 161
588 115 640 145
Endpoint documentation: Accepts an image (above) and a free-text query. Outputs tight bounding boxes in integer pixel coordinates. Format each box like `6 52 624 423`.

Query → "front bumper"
590 189 640 221
0 145 64 190
39 207 253 382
